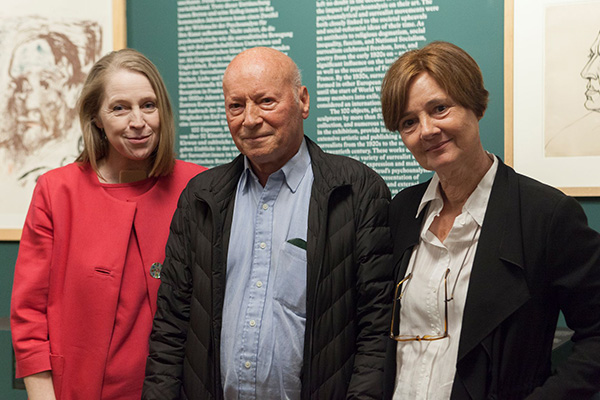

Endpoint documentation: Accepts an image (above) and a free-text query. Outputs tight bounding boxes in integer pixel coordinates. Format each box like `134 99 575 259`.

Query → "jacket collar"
200 137 332 203
193 155 245 207
305 136 353 193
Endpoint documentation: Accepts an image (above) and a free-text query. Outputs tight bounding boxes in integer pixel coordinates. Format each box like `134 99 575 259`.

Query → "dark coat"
384 159 600 399
144 137 393 399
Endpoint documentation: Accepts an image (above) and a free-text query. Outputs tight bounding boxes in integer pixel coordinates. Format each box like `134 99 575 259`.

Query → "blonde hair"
76 48 175 176
381 41 489 132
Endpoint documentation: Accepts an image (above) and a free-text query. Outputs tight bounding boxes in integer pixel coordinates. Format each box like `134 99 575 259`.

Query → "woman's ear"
478 109 486 121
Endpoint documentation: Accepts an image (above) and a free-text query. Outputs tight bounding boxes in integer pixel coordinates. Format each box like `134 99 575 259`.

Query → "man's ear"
299 86 310 119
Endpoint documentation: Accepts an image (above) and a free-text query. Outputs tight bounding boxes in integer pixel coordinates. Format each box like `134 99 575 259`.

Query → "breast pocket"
273 241 307 317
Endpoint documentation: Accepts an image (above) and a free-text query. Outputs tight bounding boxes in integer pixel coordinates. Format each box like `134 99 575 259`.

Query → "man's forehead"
226 48 293 76
226 59 288 80
224 66 290 92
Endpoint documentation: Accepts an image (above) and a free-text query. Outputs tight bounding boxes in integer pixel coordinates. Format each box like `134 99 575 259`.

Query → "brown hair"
380 41 489 132
76 48 175 176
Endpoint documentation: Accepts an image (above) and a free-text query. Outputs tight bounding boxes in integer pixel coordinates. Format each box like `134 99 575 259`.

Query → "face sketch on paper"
0 17 101 184
544 28 600 158
581 31 600 112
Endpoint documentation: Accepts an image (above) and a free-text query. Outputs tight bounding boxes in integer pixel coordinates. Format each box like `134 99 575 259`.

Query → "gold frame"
113 0 127 50
0 229 21 241
504 0 600 196
0 0 126 241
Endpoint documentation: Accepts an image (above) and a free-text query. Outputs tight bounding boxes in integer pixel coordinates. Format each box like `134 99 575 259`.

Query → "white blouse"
393 155 498 400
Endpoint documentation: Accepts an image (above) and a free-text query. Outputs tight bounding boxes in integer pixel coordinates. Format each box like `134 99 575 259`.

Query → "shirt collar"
240 137 311 194
417 173 442 218
463 154 498 225
416 153 499 226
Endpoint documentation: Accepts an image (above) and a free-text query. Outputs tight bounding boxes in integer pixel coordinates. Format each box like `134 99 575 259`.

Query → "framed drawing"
0 0 126 241
507 0 600 196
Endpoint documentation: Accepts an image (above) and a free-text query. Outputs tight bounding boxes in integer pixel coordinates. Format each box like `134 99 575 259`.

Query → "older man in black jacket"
143 47 393 399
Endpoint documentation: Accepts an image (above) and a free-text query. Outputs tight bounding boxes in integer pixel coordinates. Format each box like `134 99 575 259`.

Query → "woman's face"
95 69 160 169
397 72 482 174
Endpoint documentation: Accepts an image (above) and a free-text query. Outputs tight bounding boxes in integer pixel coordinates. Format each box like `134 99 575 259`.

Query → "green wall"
0 241 26 399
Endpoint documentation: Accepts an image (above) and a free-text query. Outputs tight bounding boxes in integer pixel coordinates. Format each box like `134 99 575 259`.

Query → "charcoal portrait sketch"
544 2 600 157
582 32 600 112
0 16 102 230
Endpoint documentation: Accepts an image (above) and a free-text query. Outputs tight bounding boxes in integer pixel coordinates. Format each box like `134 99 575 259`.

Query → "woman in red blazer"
10 48 206 399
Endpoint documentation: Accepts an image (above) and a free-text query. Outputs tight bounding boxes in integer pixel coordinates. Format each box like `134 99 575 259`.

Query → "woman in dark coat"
380 41 600 399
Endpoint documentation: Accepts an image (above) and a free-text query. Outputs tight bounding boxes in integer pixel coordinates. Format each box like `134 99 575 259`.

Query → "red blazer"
11 160 205 399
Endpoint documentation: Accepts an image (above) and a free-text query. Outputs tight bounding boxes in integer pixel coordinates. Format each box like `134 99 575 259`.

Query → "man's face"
7 39 71 152
222 51 310 177
581 32 600 112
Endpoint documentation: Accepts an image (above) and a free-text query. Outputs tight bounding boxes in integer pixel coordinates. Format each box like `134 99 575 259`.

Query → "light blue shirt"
221 139 313 400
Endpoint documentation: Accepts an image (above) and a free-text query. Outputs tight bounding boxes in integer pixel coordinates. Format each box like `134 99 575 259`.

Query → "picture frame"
0 0 126 241
506 0 600 196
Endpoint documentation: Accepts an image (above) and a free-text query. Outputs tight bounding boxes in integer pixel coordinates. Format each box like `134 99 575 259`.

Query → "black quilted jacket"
143 137 393 399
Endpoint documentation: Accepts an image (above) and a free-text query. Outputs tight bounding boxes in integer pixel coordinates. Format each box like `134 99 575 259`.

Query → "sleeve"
143 187 194 399
346 171 394 399
10 175 54 378
528 195 600 398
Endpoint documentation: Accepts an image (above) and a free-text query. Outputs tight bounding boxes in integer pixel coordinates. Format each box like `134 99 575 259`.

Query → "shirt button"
249 320 256 327
245 361 251 369
260 242 266 249
256 281 263 288
262 203 269 210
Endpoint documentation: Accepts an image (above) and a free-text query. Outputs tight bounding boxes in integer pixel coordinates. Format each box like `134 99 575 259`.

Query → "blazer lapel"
457 160 530 361
389 182 428 280
391 217 422 281
133 183 164 316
